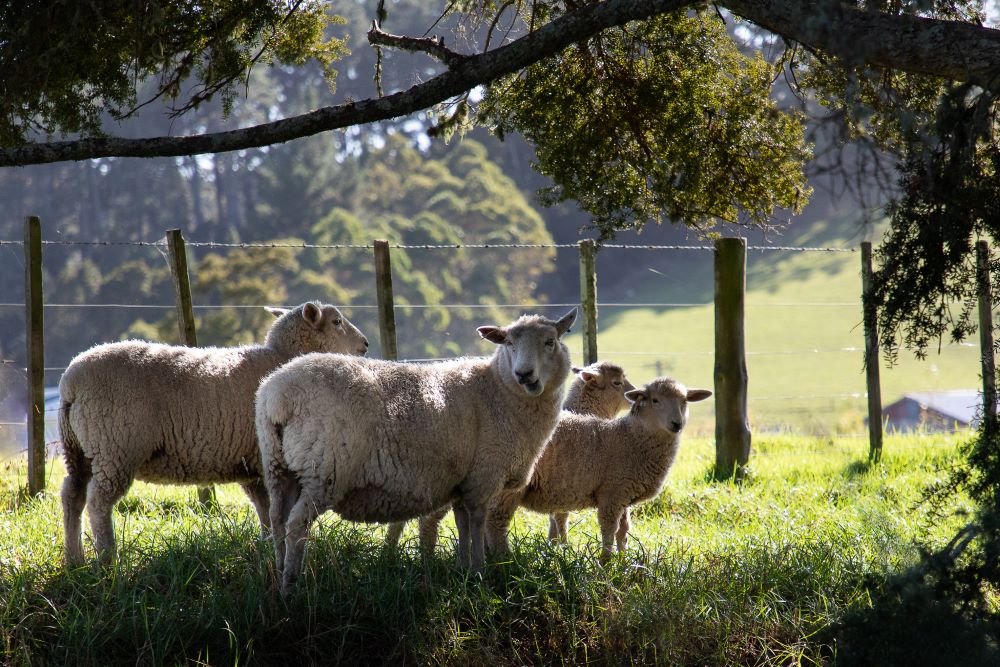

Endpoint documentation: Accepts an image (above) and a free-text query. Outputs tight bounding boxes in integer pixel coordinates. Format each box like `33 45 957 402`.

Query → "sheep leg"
240 479 271 535
615 507 632 552
384 521 406 547
418 506 448 557
485 491 519 556
61 469 91 567
596 504 625 562
280 494 321 595
548 512 570 543
466 502 488 571
267 473 301 583
452 500 471 569
86 472 132 566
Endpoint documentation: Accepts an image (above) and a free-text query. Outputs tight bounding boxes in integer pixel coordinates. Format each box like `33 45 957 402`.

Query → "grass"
0 432 979 665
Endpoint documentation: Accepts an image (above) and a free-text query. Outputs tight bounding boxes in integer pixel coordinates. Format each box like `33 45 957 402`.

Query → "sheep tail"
59 400 89 481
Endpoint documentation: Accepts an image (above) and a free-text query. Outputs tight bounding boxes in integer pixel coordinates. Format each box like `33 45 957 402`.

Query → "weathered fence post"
166 229 214 507
714 237 751 479
24 216 45 497
579 239 598 366
977 240 997 434
374 240 398 361
861 242 884 462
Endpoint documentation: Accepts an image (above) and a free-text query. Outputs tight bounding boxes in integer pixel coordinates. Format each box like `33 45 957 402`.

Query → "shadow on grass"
827 560 1000 666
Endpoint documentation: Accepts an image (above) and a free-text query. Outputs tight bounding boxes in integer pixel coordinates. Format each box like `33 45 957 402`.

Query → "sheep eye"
544 339 555 348
612 380 622 387
652 398 659 404
332 319 342 326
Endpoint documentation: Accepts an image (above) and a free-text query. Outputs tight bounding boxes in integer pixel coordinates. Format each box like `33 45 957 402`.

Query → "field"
571 223 983 436
0 432 978 665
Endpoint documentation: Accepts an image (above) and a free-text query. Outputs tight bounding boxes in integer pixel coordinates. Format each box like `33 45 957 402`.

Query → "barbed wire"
0 239 857 252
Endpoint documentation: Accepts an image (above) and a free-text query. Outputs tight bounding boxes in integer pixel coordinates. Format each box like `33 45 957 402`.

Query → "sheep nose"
670 421 683 432
363 338 370 349
515 369 535 383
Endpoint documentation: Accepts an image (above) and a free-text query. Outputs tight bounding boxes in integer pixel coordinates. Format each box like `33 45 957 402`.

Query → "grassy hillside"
566 220 983 435
0 433 979 665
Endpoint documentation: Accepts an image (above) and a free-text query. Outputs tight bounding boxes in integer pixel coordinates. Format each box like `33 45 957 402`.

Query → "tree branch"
725 0 1000 88
367 20 469 67
3 0 1000 167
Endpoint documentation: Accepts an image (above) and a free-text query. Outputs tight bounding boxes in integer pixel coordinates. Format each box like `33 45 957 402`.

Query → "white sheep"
256 310 576 593
399 359 636 554
59 301 369 566
485 377 711 559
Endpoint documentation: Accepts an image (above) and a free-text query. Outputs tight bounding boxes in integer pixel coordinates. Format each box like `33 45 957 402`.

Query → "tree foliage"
0 0 347 145
480 10 810 238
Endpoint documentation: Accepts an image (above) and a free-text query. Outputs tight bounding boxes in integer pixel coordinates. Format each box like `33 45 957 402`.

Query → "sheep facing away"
256 310 576 593
394 359 636 553
59 301 369 566
485 377 711 559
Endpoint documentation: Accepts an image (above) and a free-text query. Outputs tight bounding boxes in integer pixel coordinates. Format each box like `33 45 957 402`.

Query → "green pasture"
0 432 979 665
569 230 982 436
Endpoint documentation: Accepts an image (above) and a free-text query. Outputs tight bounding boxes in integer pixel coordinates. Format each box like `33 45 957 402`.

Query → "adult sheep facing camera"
256 309 576 593
399 359 637 554
59 301 369 566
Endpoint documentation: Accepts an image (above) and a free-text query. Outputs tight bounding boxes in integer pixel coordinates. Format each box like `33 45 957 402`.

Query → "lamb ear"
265 306 289 319
624 389 646 403
580 370 598 384
302 301 324 328
553 308 577 336
478 325 507 345
687 389 713 402
571 366 583 374
623 378 637 392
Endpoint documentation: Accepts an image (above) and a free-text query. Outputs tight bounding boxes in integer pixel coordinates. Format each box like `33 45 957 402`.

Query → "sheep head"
626 378 711 434
479 308 576 396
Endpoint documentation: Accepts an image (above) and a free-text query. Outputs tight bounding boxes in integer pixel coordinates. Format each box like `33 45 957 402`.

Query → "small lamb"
256 310 576 593
399 360 636 553
486 377 711 559
59 301 369 566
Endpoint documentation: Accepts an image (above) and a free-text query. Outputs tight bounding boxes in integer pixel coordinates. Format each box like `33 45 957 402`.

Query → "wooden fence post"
166 229 214 507
24 216 45 497
977 240 997 434
579 239 598 366
714 237 751 479
861 242 884 462
374 240 398 360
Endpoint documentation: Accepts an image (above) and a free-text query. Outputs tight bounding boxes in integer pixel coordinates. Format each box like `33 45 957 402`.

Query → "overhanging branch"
367 21 469 67
3 0 1000 167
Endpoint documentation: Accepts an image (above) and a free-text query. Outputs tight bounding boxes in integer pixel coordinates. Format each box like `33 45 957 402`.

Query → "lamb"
256 309 576 593
396 359 636 553
485 377 711 559
59 301 369 566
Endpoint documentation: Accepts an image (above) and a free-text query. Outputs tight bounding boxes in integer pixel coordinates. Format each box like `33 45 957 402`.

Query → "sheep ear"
625 389 646 403
478 326 507 345
571 366 583 374
687 389 713 402
265 306 289 319
623 378 637 392
580 370 598 384
553 308 577 336
302 302 324 328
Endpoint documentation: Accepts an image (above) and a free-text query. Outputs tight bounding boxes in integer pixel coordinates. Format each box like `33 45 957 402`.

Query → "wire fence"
0 235 983 462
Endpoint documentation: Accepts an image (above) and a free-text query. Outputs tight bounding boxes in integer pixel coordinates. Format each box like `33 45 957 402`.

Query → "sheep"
485 377 711 559
256 309 576 593
59 301 369 566
396 360 636 554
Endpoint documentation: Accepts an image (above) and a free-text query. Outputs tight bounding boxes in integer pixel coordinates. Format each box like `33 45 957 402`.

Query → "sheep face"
264 301 369 357
571 361 636 415
479 309 576 396
625 378 712 435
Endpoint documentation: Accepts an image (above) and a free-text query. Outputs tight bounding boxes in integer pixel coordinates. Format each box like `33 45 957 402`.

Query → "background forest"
0 1 970 449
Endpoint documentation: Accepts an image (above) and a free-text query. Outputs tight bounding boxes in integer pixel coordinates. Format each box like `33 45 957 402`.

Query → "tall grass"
0 433 974 665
